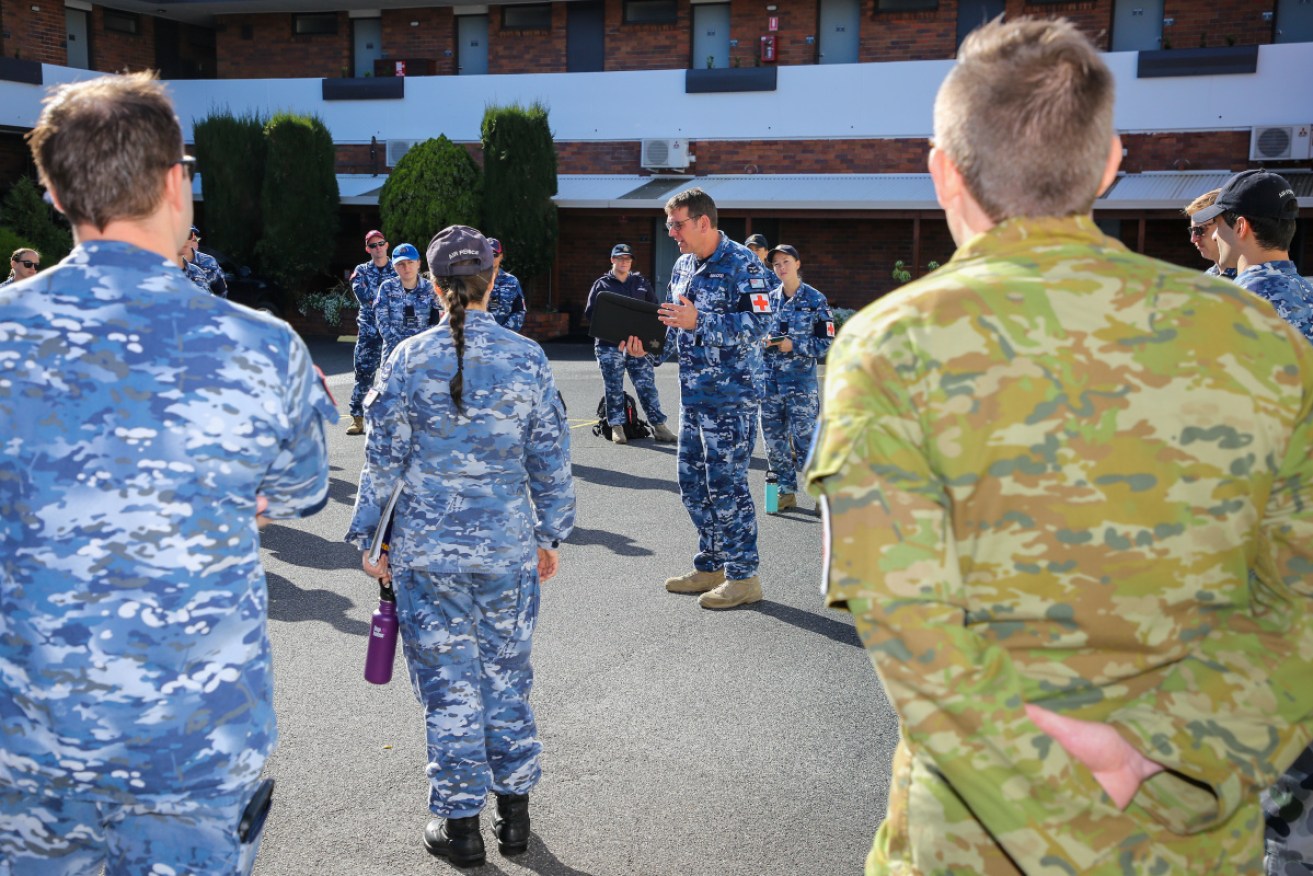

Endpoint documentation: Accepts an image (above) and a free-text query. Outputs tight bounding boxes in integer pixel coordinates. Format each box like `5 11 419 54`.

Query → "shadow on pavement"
266 571 369 636
747 600 862 648
564 526 654 557
520 836 603 876
260 523 361 571
571 464 680 495
327 475 358 508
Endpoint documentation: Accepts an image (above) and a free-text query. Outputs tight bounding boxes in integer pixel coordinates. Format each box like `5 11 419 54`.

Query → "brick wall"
1 2 67 64
1007 0 1113 51
380 8 456 75
489 3 567 73
731 0 818 68
215 12 350 79
555 211 661 320
861 8 957 62
91 7 156 74
1160 0 1273 49
602 0 690 70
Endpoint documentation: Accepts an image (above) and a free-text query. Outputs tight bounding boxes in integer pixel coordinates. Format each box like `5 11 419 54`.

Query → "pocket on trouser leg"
497 566 541 662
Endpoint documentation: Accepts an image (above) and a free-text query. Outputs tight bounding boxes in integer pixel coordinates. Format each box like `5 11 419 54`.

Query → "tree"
255 112 339 294
379 135 482 257
480 102 557 284
194 110 267 268
0 177 73 264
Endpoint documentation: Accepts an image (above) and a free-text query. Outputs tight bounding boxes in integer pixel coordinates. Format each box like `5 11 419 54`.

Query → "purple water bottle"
364 583 399 685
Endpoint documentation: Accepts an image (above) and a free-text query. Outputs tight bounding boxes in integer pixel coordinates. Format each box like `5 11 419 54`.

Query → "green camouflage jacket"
807 215 1313 875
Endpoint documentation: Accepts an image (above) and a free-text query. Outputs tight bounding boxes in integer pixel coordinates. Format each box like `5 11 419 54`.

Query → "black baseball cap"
426 225 495 277
1192 170 1297 224
610 243 633 258
745 233 769 249
767 244 799 264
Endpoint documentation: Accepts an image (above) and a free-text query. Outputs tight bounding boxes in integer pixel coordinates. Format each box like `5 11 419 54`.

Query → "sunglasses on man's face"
1188 222 1214 239
367 241 389 249
16 259 39 269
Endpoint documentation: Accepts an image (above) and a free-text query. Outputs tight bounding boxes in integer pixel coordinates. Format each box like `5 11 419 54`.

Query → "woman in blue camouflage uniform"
760 244 834 511
373 242 441 361
347 225 575 869
2 247 40 288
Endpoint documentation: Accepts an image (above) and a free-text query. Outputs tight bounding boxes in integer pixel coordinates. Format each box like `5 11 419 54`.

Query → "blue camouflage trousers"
392 565 542 819
595 344 667 426
760 373 820 495
678 405 759 581
0 783 265 876
350 333 382 417
1265 743 1313 875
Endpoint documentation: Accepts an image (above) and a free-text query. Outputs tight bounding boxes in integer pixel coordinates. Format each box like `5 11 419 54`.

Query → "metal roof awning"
338 174 386 206
1098 170 1313 210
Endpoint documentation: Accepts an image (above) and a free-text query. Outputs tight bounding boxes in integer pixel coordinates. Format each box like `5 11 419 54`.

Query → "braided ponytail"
437 265 495 414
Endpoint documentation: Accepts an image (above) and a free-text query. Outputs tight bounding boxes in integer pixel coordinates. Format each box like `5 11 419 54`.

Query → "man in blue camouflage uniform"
374 242 441 362
0 71 336 876
584 243 676 445
348 226 574 867
760 244 834 512
347 229 397 435
1195 168 1313 875
180 238 211 292
487 238 526 332
625 188 774 609
186 225 229 297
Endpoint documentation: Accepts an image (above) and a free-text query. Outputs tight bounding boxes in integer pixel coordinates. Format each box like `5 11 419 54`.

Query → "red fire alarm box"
760 35 776 63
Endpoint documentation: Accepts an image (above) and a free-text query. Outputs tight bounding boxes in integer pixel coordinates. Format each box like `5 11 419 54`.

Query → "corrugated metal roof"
1098 170 1313 209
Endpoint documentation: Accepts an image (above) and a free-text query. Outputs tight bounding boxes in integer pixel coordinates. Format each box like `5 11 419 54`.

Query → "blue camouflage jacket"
659 232 776 407
183 256 211 293
351 260 397 345
374 275 441 362
1235 260 1313 344
0 241 337 802
347 310 575 571
489 270 526 332
190 250 228 298
763 281 835 381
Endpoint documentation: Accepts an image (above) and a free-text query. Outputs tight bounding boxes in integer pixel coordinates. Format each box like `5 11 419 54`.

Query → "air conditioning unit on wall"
641 138 690 171
1249 125 1313 161
386 139 421 167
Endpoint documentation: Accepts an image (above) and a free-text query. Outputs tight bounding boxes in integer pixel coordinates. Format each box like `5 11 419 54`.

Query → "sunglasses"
172 156 197 181
16 259 40 269
1188 222 1213 239
367 241 389 249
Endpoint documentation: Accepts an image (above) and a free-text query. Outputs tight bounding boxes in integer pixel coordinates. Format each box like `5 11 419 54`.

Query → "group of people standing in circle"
344 227 526 436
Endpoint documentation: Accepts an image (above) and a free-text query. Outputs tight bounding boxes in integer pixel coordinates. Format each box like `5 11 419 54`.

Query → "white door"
66 7 90 69
1111 0 1165 51
691 4 731 69
819 0 860 64
457 15 489 75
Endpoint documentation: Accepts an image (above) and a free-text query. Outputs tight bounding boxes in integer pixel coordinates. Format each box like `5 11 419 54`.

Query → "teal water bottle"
764 472 779 514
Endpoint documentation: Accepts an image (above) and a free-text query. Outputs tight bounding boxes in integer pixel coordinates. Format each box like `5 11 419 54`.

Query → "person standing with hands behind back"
760 244 834 512
347 225 575 868
807 17 1313 874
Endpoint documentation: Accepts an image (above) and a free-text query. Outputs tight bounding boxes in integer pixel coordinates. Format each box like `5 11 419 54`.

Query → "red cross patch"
750 294 771 313
825 321 835 337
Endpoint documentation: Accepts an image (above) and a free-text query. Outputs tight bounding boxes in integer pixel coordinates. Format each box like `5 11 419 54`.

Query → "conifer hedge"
379 135 483 257
255 112 340 293
480 102 558 284
0 177 73 265
193 111 266 268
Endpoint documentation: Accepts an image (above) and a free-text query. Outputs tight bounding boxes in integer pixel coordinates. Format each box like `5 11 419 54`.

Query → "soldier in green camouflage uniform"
807 18 1313 875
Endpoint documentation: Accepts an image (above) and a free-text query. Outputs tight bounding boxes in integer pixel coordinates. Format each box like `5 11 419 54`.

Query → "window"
502 4 553 30
293 13 337 36
103 9 140 35
624 0 678 24
875 0 938 10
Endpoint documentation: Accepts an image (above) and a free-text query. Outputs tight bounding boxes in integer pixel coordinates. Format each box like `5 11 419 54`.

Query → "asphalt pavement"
251 337 900 876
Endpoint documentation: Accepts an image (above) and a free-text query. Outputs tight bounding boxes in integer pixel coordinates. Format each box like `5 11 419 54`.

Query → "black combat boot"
423 814 485 868
492 793 530 856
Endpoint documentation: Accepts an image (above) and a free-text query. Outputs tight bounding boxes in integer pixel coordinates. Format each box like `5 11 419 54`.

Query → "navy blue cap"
391 243 420 265
745 234 768 249
767 244 799 264
610 243 633 258
189 226 200 238
426 225 495 277
1192 170 1297 224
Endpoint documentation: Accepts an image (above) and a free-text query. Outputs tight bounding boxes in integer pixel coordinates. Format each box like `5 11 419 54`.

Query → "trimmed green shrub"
0 177 73 264
379 135 482 257
194 110 267 267
255 112 339 294
480 102 557 284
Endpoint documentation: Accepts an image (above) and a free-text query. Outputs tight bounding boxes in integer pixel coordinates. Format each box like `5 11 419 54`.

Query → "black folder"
588 291 666 355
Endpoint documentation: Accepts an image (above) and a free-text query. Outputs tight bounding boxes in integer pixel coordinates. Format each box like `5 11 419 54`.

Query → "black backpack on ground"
592 392 651 441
